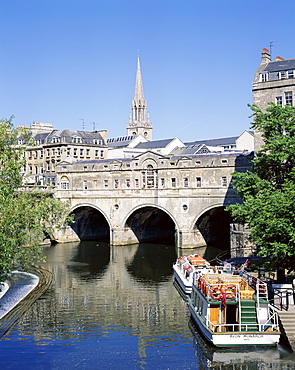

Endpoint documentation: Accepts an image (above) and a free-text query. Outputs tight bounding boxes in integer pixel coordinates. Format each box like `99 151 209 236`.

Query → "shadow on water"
126 243 177 283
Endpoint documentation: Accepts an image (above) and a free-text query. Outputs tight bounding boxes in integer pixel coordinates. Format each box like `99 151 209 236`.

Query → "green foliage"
0 118 70 277
227 103 295 270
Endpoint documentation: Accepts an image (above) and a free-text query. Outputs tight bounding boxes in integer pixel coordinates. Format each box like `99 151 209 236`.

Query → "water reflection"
1 241 295 369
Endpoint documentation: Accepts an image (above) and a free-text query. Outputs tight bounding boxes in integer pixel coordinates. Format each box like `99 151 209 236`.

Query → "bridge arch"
192 204 232 250
122 205 178 246
69 204 111 243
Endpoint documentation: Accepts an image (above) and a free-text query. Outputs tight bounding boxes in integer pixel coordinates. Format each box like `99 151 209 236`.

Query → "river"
0 241 294 369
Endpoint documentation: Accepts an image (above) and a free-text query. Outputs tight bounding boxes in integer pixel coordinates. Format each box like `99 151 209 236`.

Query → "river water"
0 241 295 369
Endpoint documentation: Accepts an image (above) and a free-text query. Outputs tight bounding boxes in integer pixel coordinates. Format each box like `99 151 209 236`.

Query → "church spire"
127 56 152 141
134 57 144 101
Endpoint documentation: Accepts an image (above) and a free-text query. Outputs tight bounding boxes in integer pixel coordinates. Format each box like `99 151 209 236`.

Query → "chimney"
261 48 271 64
276 56 285 61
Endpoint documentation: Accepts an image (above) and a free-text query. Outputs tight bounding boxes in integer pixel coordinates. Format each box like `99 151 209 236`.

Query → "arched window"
142 164 158 188
60 176 69 190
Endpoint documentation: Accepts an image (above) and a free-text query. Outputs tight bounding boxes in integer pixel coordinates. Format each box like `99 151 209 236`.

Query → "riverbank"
0 268 53 337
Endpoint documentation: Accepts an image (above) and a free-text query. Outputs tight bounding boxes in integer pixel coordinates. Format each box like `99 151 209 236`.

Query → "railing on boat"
192 272 280 333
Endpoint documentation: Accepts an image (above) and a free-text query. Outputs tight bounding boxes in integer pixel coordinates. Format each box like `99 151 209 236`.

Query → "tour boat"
173 254 229 294
187 269 280 347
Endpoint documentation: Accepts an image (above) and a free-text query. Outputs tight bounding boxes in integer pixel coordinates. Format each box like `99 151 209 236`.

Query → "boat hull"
188 299 280 348
172 264 192 294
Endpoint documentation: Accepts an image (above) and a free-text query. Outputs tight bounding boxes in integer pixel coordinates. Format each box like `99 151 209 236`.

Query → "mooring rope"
0 267 53 338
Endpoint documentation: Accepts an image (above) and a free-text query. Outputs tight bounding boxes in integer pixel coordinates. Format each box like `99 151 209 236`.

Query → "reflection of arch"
126 243 177 284
124 205 177 246
69 204 111 243
68 241 110 280
193 205 232 250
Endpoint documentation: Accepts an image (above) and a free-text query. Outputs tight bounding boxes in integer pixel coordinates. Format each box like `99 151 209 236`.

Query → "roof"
185 136 239 147
134 138 175 149
263 59 295 73
107 136 135 147
46 130 105 144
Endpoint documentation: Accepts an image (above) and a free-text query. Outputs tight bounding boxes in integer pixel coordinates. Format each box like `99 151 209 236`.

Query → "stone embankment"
0 268 53 338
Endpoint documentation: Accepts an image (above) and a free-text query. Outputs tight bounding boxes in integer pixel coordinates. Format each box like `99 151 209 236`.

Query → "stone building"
20 123 107 186
253 48 295 151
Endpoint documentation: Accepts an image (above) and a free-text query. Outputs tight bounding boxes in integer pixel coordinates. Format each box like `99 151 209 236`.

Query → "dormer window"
287 70 294 79
72 136 82 143
279 71 286 79
51 137 60 143
261 73 268 82
93 139 102 145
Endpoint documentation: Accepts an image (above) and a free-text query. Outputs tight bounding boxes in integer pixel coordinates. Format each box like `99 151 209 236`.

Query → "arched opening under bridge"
194 206 232 251
69 206 110 243
125 206 176 246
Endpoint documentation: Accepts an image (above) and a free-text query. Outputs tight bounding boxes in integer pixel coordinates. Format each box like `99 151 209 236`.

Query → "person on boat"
232 266 239 275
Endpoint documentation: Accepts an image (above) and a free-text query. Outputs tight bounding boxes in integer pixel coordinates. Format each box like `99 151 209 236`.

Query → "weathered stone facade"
253 48 295 151
54 150 252 249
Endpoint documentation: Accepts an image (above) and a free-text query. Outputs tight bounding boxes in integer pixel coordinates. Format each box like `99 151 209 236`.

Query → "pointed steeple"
134 57 144 101
127 56 152 141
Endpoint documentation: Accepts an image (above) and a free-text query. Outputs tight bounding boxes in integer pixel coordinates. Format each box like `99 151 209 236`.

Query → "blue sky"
1 0 295 142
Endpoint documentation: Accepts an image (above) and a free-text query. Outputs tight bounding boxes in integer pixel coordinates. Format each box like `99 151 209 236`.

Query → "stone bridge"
54 151 252 249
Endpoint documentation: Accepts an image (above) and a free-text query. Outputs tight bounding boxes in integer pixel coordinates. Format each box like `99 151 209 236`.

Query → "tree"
0 118 70 277
227 103 295 271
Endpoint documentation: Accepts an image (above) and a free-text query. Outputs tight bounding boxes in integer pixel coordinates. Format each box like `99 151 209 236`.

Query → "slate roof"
134 138 174 149
263 59 295 73
45 130 106 144
185 136 239 147
107 136 135 147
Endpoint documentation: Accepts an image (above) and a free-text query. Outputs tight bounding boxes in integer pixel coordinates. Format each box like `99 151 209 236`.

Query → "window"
95 150 99 157
40 150 43 159
60 176 69 190
100 150 104 158
276 96 283 105
40 166 44 174
29 166 33 174
135 179 139 188
261 73 268 82
161 178 165 188
104 180 108 188
222 177 227 187
86 149 90 157
35 166 38 174
183 178 188 187
34 151 38 159
56 148 61 156
285 92 293 105
46 149 50 157
72 136 82 143
280 71 286 79
93 139 102 145
221 159 228 164
196 177 201 188
73 148 77 156
29 151 32 159
67 148 71 156
126 179 130 187
142 165 158 188
83 166 88 171
114 179 119 188
83 180 88 190
80 149 84 157
287 70 294 79
171 178 176 188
